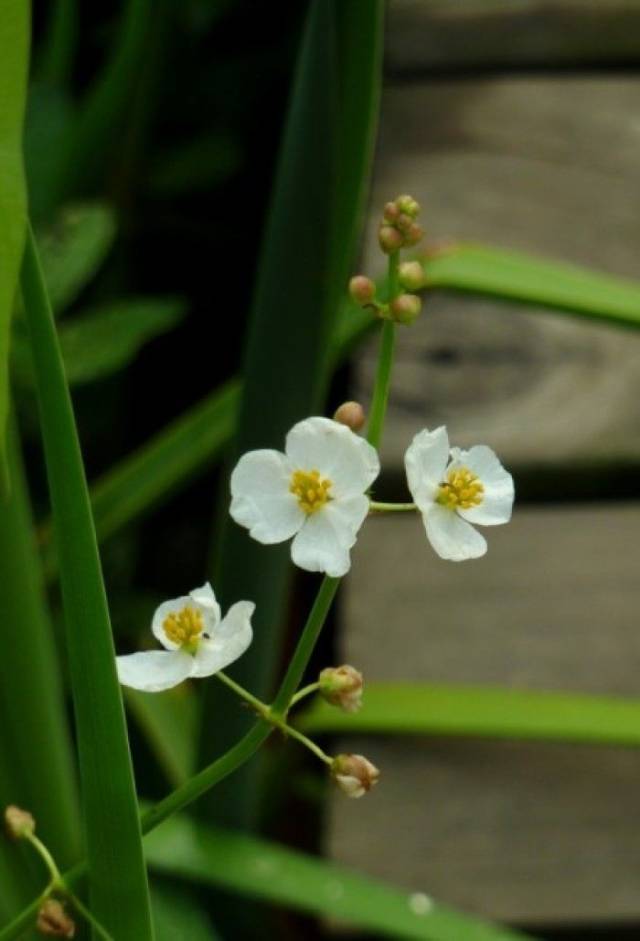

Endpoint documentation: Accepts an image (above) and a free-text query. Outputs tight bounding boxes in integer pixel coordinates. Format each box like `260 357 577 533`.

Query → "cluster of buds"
319 664 363 713
331 753 380 798
349 194 425 326
37 899 75 938
378 193 423 254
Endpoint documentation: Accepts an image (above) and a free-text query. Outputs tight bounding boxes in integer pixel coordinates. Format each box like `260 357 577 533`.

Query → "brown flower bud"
333 402 366 433
395 194 420 218
383 201 400 223
395 212 414 234
398 260 425 292
348 275 376 306
4 805 35 840
36 899 75 938
389 293 422 325
319 664 364 713
331 754 380 798
378 225 403 254
404 222 424 247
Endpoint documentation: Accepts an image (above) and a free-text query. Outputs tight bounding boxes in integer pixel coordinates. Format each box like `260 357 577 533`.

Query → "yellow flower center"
437 466 484 510
163 606 204 651
290 468 333 515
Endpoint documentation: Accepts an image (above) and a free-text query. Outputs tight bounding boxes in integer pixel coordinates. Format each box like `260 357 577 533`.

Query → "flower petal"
191 601 255 678
423 504 487 561
189 581 221 632
453 446 514 526
290 497 368 577
116 650 192 692
285 417 379 498
230 449 305 544
152 596 194 650
404 427 449 510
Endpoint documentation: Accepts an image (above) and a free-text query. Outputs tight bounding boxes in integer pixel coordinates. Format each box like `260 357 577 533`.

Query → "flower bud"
404 222 424 247
395 212 414 234
383 201 400 223
333 402 366 433
4 805 35 840
348 275 376 306
331 754 380 798
398 260 425 291
378 225 403 254
37 899 75 938
319 664 363 712
390 293 422 325
395 194 420 218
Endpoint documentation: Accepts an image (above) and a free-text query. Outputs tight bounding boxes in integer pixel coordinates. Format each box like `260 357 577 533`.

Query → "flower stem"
24 833 62 887
289 682 321 707
366 251 399 448
271 575 340 715
217 673 331 764
66 893 114 941
369 501 416 513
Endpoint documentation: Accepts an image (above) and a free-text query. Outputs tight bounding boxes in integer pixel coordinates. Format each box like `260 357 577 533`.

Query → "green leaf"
20 227 154 939
199 0 384 828
23 84 75 223
147 132 242 196
36 203 117 314
151 881 220 941
426 242 640 329
126 686 198 787
145 816 534 941
0 0 29 485
300 682 640 746
59 297 186 384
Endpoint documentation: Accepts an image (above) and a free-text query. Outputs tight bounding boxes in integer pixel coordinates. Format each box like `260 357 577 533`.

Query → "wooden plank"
327 506 640 925
354 77 640 471
387 0 640 71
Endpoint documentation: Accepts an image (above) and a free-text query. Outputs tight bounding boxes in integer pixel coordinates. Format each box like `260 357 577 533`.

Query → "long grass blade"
0 0 29 484
20 227 154 939
145 816 534 941
300 682 640 746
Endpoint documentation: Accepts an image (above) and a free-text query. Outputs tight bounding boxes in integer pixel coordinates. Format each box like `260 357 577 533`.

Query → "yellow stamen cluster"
290 469 332 515
163 606 204 649
437 466 484 510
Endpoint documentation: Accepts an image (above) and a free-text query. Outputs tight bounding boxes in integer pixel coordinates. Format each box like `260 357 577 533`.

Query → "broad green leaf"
199 0 384 829
426 242 640 328
145 816 533 941
36 203 116 314
36 0 77 88
126 686 198 787
23 84 75 223
13 297 186 387
58 297 185 384
20 228 154 938
0 0 29 485
300 682 640 746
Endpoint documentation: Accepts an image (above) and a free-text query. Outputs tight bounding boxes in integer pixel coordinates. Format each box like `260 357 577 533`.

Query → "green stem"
216 671 269 715
67 891 115 941
366 250 399 449
271 576 340 715
369 501 416 513
271 721 332 765
290 682 321 707
24 834 62 886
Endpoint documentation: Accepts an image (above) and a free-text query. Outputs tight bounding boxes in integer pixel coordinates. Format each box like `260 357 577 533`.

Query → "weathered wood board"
327 507 640 926
354 77 640 471
387 1 640 71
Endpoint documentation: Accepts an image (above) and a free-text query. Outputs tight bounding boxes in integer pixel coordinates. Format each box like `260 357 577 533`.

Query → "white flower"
116 583 254 692
405 426 514 561
229 417 380 577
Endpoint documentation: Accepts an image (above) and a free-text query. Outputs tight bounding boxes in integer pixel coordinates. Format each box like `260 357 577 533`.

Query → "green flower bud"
378 225 403 254
403 222 424 247
398 260 425 291
390 293 422 325
395 194 420 218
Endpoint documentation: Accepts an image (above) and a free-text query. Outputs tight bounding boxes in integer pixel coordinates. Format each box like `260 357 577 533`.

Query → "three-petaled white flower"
116 583 254 692
230 417 380 577
405 426 514 561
